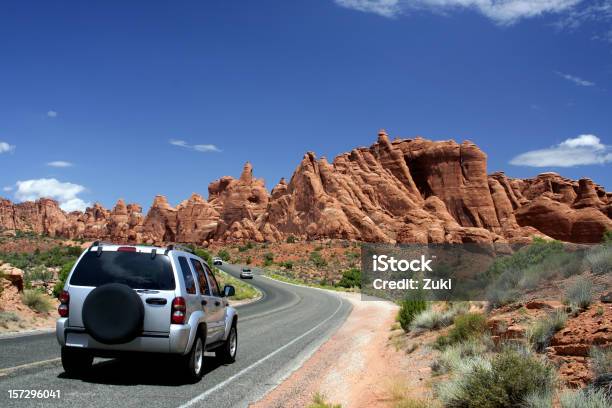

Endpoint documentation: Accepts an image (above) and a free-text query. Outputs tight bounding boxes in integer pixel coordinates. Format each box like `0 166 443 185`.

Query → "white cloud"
2 186 13 192
555 71 594 86
47 110 58 118
169 139 221 153
510 134 612 167
0 141 15 154
334 0 584 24
14 178 91 212
47 161 73 168
335 0 401 17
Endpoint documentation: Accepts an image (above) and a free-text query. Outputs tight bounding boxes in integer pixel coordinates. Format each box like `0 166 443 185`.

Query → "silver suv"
56 242 238 382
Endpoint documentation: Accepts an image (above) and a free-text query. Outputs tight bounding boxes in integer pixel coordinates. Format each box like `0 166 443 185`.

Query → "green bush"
263 252 274 267
398 296 427 332
279 261 293 269
560 388 609 408
286 235 296 244
0 245 81 271
52 261 75 298
435 312 489 349
437 348 555 408
528 309 568 352
245 256 252 265
310 250 328 268
22 289 53 313
590 347 612 377
565 278 593 309
603 230 612 244
522 392 552 408
336 267 361 288
217 249 231 262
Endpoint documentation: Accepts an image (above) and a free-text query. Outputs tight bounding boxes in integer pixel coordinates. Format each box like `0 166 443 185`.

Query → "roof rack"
164 244 195 255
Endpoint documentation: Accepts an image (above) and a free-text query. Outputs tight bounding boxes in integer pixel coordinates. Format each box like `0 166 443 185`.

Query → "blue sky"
0 1 611 211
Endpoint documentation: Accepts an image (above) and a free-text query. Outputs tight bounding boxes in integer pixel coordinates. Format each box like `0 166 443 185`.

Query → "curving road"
0 264 352 408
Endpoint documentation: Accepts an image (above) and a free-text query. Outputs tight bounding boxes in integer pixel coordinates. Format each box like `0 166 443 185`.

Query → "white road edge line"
176 295 345 408
0 358 61 377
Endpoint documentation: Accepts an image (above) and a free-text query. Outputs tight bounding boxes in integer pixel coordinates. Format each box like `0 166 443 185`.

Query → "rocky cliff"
1 131 610 245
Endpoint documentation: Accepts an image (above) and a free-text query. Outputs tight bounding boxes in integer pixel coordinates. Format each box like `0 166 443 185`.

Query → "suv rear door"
68 248 176 334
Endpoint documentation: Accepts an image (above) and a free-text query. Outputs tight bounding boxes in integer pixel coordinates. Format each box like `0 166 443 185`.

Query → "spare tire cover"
82 283 144 344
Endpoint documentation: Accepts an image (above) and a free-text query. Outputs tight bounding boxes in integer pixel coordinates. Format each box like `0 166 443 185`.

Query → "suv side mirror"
223 285 235 297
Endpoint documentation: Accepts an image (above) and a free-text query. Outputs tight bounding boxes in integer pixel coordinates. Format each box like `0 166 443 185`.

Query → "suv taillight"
171 297 186 324
58 290 70 317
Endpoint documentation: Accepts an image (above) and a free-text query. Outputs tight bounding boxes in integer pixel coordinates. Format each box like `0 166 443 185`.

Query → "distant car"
240 267 253 279
212 258 223 265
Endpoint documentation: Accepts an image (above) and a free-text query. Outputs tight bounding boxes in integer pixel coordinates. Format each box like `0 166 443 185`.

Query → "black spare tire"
82 283 144 344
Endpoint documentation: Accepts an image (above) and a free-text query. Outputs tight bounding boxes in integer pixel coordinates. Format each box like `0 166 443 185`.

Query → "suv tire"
61 347 93 376
216 323 237 363
183 331 205 382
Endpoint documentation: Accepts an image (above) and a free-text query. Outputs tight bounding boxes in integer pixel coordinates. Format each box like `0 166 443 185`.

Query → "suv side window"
178 256 196 295
204 264 221 297
190 259 210 296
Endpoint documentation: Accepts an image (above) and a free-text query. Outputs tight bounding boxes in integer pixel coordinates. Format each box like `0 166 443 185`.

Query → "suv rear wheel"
183 331 205 382
61 347 93 375
216 323 237 363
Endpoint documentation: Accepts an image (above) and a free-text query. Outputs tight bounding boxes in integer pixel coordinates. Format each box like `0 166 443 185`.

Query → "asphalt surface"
0 264 352 408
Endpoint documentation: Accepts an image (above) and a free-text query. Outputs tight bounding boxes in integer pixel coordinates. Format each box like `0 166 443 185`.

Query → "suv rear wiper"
135 289 160 294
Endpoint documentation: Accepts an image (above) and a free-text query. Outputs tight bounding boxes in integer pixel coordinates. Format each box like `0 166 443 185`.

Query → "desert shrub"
565 278 593 309
415 302 472 331
486 267 522 308
310 250 327 268
0 311 20 328
24 265 53 286
263 252 274 266
52 260 75 297
286 235 296 244
528 309 568 352
280 261 293 270
217 249 231 262
245 256 252 265
398 296 427 332
308 393 341 408
336 267 361 288
560 254 585 278
437 348 555 408
586 245 612 276
603 230 612 244
590 347 612 377
522 392 552 408
22 289 53 313
435 312 488 349
432 337 490 375
559 388 609 408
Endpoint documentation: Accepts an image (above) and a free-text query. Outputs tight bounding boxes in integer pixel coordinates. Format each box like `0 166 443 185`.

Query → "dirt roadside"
251 292 432 408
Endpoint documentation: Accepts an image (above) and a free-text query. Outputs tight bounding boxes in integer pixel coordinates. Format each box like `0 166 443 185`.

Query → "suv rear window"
70 251 175 290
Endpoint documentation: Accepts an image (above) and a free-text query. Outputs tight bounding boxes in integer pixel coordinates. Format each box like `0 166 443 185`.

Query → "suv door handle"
146 298 167 305
201 300 207 306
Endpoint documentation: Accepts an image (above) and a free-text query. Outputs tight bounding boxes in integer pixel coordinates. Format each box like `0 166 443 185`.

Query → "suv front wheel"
61 347 93 376
216 323 237 363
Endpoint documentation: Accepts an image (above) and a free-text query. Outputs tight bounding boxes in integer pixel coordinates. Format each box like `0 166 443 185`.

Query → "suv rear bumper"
56 318 191 355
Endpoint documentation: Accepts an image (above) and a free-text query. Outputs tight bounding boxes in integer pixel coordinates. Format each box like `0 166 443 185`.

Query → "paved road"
0 264 352 408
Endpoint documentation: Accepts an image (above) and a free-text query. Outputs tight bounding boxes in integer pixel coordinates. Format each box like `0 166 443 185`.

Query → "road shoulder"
250 291 402 408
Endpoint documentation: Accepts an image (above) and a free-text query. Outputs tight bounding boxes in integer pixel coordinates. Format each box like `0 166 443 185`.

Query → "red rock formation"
0 132 609 244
